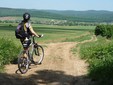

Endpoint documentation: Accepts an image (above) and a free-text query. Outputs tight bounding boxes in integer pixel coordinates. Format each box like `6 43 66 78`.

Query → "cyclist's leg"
20 38 31 58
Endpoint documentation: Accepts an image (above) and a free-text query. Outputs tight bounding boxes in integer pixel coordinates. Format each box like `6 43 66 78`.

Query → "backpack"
15 22 25 39
15 22 32 39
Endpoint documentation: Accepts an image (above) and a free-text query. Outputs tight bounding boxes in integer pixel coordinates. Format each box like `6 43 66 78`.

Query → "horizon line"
0 6 113 12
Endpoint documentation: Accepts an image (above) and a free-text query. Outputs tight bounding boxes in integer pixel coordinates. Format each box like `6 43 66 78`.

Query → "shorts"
20 39 31 49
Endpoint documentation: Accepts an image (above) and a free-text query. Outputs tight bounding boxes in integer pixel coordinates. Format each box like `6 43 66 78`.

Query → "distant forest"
0 7 113 23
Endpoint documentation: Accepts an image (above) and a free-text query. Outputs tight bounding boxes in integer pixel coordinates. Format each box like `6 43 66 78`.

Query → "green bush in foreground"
0 38 20 72
80 39 113 85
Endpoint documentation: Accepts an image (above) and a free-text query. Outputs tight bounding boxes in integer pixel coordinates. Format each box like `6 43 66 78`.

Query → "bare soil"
0 36 97 85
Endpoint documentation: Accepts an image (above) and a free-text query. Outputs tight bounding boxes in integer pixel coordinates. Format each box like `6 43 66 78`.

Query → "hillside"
46 10 113 22
0 7 113 22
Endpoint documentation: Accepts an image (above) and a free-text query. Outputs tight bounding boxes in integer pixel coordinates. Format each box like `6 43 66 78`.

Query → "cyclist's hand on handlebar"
38 34 44 38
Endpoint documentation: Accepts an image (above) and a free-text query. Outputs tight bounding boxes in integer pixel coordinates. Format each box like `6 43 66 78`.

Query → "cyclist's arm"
29 25 40 37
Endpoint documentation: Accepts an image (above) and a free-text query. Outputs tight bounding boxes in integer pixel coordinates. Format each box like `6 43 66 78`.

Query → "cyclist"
16 13 42 61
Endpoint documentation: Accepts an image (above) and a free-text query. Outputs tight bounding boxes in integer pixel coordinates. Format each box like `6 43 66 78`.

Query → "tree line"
0 7 113 23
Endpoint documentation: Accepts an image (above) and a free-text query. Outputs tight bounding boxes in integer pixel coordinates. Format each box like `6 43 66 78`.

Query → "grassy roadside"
75 36 113 85
0 38 20 72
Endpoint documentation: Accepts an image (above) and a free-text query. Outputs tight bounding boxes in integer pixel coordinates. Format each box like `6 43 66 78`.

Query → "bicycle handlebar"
32 34 44 43
32 34 44 38
40 34 44 37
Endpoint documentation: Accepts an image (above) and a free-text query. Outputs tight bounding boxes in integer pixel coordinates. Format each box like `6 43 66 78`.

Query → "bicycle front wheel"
18 51 29 74
32 45 44 65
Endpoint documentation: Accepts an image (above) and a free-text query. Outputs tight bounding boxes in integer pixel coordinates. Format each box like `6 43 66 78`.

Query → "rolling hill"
0 7 113 22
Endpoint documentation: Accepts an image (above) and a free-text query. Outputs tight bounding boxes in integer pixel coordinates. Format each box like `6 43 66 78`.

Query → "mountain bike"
17 35 44 74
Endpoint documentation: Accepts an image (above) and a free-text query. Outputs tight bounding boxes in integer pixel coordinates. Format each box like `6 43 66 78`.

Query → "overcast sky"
0 0 113 11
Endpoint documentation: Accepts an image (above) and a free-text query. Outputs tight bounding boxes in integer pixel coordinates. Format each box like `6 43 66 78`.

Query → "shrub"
0 38 20 71
80 39 113 85
95 25 101 36
95 25 113 39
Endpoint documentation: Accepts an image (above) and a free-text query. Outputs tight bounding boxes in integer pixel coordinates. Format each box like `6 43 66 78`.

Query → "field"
1 23 113 85
0 23 95 44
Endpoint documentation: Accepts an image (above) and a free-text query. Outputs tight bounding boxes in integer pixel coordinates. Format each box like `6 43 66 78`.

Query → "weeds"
0 38 20 72
79 37 113 85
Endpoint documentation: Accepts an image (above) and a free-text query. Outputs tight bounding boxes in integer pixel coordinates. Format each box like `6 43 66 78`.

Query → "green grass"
0 23 95 44
78 36 113 85
33 25 95 43
0 38 20 72
63 33 92 42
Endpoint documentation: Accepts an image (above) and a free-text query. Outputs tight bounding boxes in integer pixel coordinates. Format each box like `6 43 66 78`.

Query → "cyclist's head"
23 12 30 22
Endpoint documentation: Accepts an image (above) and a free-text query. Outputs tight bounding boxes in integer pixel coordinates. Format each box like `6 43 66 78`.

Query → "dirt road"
1 36 97 85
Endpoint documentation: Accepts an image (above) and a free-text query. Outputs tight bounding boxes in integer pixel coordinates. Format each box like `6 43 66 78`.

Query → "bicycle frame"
17 35 44 74
29 36 37 56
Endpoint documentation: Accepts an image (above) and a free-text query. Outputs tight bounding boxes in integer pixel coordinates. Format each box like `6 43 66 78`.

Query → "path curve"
2 35 97 85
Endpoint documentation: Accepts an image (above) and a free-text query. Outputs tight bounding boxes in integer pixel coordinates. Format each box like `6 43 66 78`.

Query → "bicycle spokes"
32 45 44 65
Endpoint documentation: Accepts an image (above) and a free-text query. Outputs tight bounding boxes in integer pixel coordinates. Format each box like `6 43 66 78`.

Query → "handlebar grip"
39 34 44 38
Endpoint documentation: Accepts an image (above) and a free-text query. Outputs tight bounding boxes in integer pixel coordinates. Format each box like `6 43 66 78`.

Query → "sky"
0 0 113 11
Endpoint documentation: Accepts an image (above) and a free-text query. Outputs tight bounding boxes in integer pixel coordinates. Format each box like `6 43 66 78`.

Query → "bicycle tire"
32 45 44 65
18 51 29 74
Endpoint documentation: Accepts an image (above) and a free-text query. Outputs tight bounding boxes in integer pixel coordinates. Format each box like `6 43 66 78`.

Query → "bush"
95 25 113 39
0 38 20 71
80 39 113 85
95 25 101 36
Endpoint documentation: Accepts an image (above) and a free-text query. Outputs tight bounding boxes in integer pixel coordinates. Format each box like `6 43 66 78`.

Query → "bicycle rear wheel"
32 45 44 65
18 51 29 74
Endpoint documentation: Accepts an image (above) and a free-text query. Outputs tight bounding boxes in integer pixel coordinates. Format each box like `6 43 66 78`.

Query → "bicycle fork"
34 43 40 56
